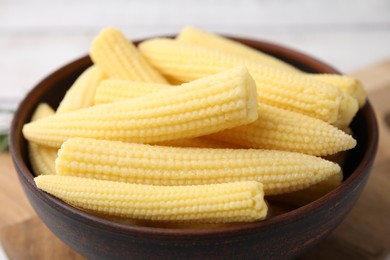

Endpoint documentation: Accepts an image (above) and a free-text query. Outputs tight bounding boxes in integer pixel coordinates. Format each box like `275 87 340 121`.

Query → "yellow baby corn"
155 137 238 149
94 79 169 105
90 27 167 83
56 137 341 195
56 65 106 113
28 103 57 176
177 27 366 107
269 171 342 206
35 175 268 223
176 26 300 73
90 80 356 155
31 103 55 121
23 66 258 148
93 80 234 148
307 74 367 108
139 38 358 126
94 80 233 148
208 103 356 156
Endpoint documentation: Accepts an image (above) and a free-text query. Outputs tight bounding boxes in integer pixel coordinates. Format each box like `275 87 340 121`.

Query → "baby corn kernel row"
90 27 167 84
92 78 356 156
23 66 258 148
138 38 358 127
177 26 367 108
28 103 57 176
55 137 341 195
35 176 268 223
24 27 367 225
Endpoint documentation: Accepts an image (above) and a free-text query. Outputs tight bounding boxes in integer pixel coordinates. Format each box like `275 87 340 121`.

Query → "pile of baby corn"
23 27 366 225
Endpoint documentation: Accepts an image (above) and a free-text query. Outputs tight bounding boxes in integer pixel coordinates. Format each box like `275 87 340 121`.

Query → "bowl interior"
9 36 378 237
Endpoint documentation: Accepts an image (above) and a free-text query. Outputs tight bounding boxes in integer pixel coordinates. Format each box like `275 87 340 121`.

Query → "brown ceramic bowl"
9 36 378 259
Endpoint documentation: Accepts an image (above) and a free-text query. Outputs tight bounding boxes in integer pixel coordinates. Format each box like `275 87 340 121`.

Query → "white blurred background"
0 1 389 258
1 0 390 110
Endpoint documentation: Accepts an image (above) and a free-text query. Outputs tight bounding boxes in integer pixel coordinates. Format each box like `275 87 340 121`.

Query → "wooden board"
0 218 85 260
1 61 390 259
0 153 34 231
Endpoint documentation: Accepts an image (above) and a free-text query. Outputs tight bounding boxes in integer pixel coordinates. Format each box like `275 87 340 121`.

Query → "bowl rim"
9 35 379 240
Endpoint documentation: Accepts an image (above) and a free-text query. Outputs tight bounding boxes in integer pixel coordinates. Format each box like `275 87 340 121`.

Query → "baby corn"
35 175 268 223
177 26 300 73
307 74 367 108
57 65 106 113
94 79 169 105
93 80 236 148
93 80 234 148
209 103 356 156
28 103 57 176
90 27 167 83
56 137 341 195
23 66 258 148
177 26 367 107
91 75 356 156
139 38 358 126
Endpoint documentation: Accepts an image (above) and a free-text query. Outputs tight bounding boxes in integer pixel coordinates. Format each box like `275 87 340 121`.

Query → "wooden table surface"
1 60 390 259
